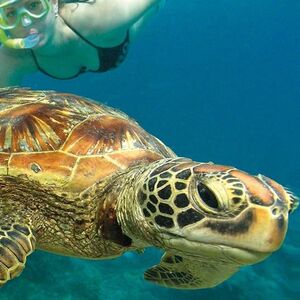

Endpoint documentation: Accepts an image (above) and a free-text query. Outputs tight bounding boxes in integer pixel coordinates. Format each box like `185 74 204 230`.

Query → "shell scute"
108 150 164 167
65 156 120 192
60 115 169 157
0 88 175 192
8 152 77 186
0 102 85 152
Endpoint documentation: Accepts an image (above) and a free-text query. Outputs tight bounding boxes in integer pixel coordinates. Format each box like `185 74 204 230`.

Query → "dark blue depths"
2 0 300 299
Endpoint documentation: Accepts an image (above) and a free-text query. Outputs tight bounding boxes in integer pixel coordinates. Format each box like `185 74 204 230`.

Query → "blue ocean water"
2 0 300 299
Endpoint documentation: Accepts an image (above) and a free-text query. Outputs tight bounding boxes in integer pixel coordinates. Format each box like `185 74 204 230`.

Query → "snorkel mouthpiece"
0 28 39 49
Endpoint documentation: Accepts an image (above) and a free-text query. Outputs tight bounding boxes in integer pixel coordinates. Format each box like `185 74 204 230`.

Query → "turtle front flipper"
144 252 239 289
0 223 36 286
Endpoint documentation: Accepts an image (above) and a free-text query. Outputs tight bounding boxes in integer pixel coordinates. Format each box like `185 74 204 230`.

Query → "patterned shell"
0 88 175 193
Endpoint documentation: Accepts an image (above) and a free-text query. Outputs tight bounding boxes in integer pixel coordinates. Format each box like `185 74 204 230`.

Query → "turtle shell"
0 88 175 193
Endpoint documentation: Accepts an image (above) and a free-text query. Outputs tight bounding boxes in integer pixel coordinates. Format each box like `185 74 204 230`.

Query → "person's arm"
0 47 37 87
130 1 165 41
61 0 164 36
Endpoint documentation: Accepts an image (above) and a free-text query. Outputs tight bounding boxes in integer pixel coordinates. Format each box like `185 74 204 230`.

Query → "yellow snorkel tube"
0 27 40 49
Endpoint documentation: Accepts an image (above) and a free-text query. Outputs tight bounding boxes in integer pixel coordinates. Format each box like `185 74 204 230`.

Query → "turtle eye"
197 182 219 209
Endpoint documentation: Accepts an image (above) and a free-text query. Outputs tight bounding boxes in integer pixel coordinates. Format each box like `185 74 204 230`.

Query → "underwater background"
2 0 300 299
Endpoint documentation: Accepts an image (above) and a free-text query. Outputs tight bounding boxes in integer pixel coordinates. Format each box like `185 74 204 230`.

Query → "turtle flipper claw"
144 252 239 289
0 223 35 286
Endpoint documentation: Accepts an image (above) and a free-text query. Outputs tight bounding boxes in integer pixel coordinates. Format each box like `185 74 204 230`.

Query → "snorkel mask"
0 0 51 49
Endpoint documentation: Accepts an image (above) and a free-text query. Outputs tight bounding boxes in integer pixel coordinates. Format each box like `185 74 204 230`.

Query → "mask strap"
54 1 59 18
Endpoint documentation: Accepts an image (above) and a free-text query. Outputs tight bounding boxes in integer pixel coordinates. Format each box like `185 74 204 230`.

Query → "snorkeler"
0 0 165 86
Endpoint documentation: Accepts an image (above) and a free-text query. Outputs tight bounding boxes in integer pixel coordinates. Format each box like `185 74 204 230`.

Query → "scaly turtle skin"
0 87 298 289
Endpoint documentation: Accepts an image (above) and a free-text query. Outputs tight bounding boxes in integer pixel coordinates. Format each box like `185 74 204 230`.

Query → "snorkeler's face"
0 0 50 29
0 0 55 47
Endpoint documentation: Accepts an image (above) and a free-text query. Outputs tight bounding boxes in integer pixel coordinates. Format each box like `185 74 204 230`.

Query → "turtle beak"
246 174 297 252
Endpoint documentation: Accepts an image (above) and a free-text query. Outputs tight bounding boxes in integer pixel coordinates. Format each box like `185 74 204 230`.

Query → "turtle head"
136 158 297 265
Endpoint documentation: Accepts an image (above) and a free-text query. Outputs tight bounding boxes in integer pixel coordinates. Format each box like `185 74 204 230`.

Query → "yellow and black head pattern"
137 158 297 257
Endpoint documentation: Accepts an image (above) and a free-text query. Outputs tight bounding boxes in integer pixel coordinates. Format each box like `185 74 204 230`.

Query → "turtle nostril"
272 208 280 216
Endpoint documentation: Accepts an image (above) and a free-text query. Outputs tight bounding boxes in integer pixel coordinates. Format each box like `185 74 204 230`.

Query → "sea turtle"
0 87 297 289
